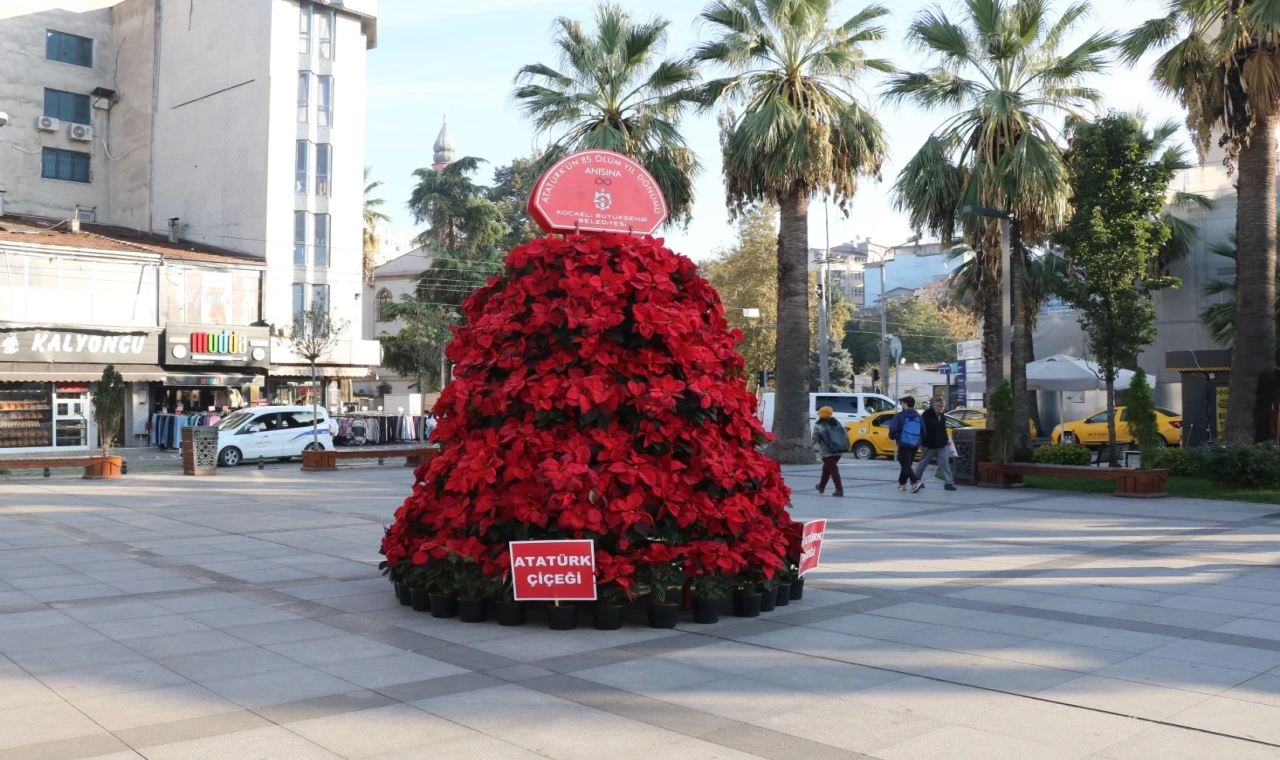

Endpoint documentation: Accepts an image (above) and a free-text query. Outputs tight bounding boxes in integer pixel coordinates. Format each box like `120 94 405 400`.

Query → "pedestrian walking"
812 406 848 497
888 396 924 492
914 396 957 491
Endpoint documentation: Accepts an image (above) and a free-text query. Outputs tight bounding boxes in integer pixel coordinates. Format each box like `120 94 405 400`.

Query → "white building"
0 0 381 443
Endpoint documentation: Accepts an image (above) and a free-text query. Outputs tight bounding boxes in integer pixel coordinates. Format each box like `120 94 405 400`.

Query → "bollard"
43 467 50 478
378 457 384 466
258 456 264 470
121 460 128 476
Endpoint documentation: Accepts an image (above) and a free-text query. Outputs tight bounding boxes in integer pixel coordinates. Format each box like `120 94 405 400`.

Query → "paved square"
2 458 1280 759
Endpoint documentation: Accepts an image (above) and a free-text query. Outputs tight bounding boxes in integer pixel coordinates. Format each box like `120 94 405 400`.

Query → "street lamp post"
869 235 920 395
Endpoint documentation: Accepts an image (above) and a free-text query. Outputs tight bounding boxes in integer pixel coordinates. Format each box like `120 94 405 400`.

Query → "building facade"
0 0 380 451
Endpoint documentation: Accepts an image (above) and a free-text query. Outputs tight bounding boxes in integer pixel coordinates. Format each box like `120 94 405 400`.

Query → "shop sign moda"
164 324 271 367
509 539 597 601
0 328 157 363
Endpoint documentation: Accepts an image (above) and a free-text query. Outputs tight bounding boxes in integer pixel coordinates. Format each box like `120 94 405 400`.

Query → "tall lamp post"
868 235 920 394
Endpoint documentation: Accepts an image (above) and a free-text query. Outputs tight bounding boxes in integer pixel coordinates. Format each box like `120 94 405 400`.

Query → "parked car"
949 406 1042 437
215 406 334 466
1051 406 1182 448
843 411 965 460
759 392 897 432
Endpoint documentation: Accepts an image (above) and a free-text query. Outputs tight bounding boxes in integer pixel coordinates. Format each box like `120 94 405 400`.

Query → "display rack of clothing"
332 414 427 446
149 412 223 449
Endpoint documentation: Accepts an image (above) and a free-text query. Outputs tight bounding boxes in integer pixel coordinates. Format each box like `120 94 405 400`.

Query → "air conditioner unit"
36 116 60 132
68 123 93 142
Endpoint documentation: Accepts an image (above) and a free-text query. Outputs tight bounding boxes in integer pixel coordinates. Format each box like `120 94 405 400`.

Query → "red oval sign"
527 149 669 236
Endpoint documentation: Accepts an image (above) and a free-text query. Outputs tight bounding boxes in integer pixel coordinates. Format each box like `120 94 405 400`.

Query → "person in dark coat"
888 396 924 492
913 396 956 491
813 406 846 497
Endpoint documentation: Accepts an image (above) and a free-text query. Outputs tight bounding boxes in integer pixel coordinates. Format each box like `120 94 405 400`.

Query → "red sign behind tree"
527 149 669 236
509 539 598 601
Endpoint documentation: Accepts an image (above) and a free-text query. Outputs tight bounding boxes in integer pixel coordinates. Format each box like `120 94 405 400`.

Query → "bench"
301 446 440 472
978 462 1167 498
0 456 124 480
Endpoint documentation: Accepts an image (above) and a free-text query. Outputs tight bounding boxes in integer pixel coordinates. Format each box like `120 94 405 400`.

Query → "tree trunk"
1024 302 1043 438
979 243 1003 421
311 360 320 446
1105 376 1117 467
1011 221 1031 453
766 188 814 464
1226 107 1279 444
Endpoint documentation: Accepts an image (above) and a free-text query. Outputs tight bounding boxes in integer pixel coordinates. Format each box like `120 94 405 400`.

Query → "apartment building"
0 0 381 450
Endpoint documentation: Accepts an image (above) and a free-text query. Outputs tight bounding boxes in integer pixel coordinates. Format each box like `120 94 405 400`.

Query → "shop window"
44 88 91 124
46 30 93 67
41 148 90 183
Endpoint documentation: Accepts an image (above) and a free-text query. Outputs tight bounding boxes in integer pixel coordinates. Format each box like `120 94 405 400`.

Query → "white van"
215 406 334 466
758 392 898 432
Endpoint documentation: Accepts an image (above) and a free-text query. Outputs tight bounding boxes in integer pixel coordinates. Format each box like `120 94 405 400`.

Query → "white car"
215 406 334 466
758 392 898 432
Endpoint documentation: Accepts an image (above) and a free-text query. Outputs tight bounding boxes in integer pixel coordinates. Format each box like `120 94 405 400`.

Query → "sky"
365 0 1188 263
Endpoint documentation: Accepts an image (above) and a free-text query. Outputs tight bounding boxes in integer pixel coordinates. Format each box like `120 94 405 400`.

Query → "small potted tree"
641 559 685 629
88 364 126 479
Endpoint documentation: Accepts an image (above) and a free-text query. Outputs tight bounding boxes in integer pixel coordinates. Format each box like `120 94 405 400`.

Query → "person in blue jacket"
888 396 924 492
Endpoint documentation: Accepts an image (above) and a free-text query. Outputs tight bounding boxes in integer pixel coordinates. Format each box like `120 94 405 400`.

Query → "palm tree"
887 0 1113 448
1199 217 1280 347
1122 1 1280 443
693 0 891 463
512 3 700 226
363 167 390 284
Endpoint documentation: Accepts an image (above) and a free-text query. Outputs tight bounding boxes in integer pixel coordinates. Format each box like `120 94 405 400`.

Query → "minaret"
432 114 455 172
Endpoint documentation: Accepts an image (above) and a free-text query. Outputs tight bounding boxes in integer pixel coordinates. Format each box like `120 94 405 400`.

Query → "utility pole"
878 260 888 396
817 281 829 391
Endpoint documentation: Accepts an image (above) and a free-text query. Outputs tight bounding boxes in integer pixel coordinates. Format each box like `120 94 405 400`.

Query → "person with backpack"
888 396 924 492
812 406 848 497
913 396 957 491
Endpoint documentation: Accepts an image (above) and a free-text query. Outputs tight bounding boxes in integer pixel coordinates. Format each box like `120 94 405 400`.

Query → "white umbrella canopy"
1026 354 1135 392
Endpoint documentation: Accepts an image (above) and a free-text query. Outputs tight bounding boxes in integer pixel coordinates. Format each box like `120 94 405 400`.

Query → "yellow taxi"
949 406 1041 437
1051 406 1183 448
844 411 965 460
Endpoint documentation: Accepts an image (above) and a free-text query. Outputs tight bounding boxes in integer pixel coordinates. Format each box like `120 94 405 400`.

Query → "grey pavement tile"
768 607 851 627
519 673 638 709
268 599 346 618
1157 593 1273 617
40 659 190 702
659 675 827 723
157 646 301 683
0 673 61 711
316 652 468 689
88 614 211 641
358 626 450 652
0 732 130 760
755 699 943 756
1208 617 1280 642
844 674 1020 724
185 605 303 629
605 693 743 737
657 640 808 676
1094 654 1257 695
199 666 360 710
961 695 1148 755
1095 723 1280 760
874 725 1083 760
28 584 129 603
704 723 880 760
265 634 410 666
141 726 344 760
752 660 904 698
1170 695 1280 745
62 600 172 625
4 640 146 676
709 619 794 640
423 643 521 671
1035 674 1214 720
530 647 642 674
308 612 393 635
70 683 241 731
983 639 1135 673
574 656 730 695
1222 673 1280 708
1147 638 1280 672
253 689 397 724
360 733 545 760
112 709 272 749
375 672 505 703
150 591 258 614
867 602 990 626
486 664 555 682
1038 624 1181 655
1104 604 1237 631
119 629 247 660
891 623 1028 653
285 703 473 758
223 618 347 646
618 632 715 657
949 612 1068 639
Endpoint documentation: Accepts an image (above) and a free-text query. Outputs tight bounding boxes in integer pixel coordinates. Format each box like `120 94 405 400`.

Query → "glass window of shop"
0 253 157 327
165 267 261 326
0 382 90 451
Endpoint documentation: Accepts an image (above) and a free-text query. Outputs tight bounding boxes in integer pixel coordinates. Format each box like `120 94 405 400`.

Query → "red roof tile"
0 214 265 267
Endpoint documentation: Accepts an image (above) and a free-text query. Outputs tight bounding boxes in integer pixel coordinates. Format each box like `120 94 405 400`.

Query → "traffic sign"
889 335 903 361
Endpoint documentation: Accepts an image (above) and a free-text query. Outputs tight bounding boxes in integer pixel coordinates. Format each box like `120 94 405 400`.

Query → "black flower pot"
648 602 678 629
693 597 720 624
410 587 431 612
548 604 577 630
458 597 487 623
594 604 623 631
395 583 412 606
428 593 457 618
773 582 792 606
496 601 525 627
733 591 763 618
789 577 805 601
759 585 778 612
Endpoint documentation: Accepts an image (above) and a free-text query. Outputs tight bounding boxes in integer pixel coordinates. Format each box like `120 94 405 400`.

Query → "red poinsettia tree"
380 232 796 601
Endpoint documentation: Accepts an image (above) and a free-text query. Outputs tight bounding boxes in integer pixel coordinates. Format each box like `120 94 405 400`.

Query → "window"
297 72 309 122
239 413 280 433
44 88 90 124
311 284 329 317
279 411 317 428
317 8 334 59
313 214 329 268
46 30 92 67
1086 411 1111 424
292 283 306 317
815 395 858 414
76 208 95 222
852 271 863 281
863 397 896 414
317 75 332 127
294 211 308 266
1157 408 1179 418
871 414 893 428
294 140 309 193
315 144 331 196
376 289 392 321
298 2 312 53
41 148 90 183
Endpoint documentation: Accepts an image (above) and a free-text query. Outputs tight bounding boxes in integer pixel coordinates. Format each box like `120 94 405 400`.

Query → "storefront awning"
0 362 166 382
271 366 371 378
164 373 265 387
